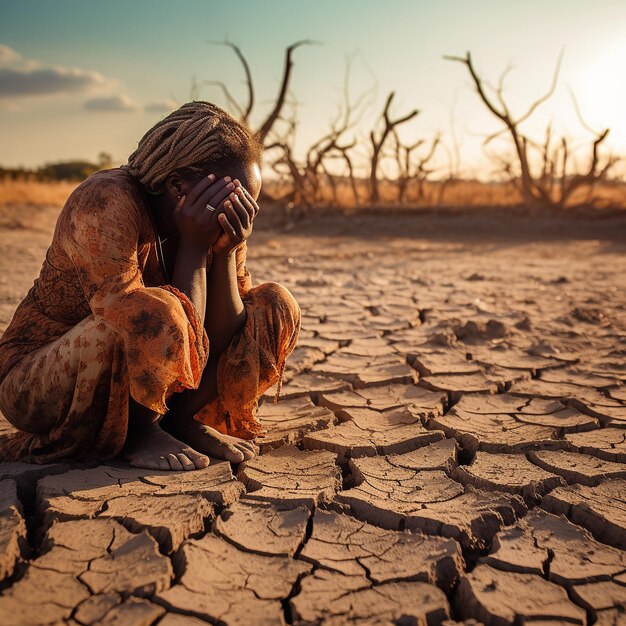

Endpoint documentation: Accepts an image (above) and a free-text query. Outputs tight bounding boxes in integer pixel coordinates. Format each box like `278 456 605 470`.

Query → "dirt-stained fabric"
0 168 300 463
194 281 301 440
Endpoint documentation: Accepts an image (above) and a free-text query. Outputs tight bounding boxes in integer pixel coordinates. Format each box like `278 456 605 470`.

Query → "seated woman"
0 101 301 471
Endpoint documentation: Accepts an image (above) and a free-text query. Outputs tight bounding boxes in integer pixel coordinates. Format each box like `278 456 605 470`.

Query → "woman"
0 101 301 471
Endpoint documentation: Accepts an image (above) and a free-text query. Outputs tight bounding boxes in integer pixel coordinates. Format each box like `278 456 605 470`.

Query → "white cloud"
0 66 106 98
84 94 141 112
0 43 177 116
0 44 22 66
0 42 107 99
144 98 178 113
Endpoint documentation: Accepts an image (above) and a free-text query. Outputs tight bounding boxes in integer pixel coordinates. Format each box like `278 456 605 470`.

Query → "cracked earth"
1 209 625 625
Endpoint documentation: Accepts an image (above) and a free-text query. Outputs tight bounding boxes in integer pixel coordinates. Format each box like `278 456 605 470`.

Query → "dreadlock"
122 101 262 194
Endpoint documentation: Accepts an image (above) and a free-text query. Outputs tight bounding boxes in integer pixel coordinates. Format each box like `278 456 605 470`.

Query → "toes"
236 443 256 460
218 442 245 463
225 433 258 452
238 439 258 452
157 456 170 471
231 437 259 459
177 453 196 471
248 442 260 455
167 453 184 471
194 455 210 469
184 448 210 469
231 448 246 463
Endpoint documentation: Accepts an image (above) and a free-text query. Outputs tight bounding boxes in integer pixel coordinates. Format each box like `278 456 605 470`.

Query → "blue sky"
1 0 625 176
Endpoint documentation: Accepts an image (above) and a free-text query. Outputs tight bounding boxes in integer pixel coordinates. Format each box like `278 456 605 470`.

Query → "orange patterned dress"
0 168 301 463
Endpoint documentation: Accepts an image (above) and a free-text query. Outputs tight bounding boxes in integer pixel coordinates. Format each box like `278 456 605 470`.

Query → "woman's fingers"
185 174 218 206
185 175 237 214
196 178 234 214
234 187 255 222
207 179 237 210
223 201 247 236
223 178 259 216
218 212 240 239
172 193 187 220
228 192 251 227
241 187 260 216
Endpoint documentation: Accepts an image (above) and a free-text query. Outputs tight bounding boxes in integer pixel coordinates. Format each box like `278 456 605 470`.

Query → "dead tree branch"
446 51 617 208
208 40 255 122
392 130 441 203
369 93 419 203
202 80 245 118
202 39 316 147
256 40 318 143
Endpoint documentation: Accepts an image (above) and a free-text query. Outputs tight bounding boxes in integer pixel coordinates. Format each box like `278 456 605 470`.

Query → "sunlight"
574 39 626 150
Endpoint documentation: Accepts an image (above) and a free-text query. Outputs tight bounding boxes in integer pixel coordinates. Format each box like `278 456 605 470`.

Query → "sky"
1 0 625 178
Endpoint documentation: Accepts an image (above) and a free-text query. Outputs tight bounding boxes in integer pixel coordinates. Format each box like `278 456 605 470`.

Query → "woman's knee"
248 281 301 323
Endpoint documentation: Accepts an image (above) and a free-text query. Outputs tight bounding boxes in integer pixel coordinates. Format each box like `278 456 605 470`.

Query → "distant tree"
446 51 619 208
200 40 317 145
97 152 113 169
37 161 99 181
265 59 373 210
0 166 34 180
392 129 440 203
369 93 418 203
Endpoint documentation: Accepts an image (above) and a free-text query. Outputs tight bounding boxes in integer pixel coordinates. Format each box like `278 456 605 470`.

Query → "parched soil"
1 204 626 625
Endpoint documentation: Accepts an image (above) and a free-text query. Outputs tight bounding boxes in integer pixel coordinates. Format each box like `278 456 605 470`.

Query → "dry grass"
1 176 624 213
264 177 626 210
262 178 523 208
0 178 78 207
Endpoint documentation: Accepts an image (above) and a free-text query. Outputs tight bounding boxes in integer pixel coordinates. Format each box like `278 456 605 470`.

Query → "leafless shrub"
445 51 619 208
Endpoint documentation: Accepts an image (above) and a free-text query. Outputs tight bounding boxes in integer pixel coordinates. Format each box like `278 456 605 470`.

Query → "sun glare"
574 40 626 151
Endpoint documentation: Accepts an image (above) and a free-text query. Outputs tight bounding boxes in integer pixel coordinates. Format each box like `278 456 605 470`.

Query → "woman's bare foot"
123 421 210 471
162 415 258 463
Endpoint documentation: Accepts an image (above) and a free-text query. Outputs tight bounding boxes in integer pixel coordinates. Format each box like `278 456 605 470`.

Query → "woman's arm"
170 175 240 328
204 248 246 355
203 187 258 355
171 243 208 328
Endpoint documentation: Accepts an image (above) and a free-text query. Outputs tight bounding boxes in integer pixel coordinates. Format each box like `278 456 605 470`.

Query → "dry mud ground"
0 204 626 626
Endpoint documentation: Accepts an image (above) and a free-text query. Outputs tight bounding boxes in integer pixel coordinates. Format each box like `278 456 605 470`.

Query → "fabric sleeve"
61 173 209 414
235 240 253 298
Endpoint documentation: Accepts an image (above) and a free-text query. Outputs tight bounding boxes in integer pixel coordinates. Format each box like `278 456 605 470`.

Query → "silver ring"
205 203 216 212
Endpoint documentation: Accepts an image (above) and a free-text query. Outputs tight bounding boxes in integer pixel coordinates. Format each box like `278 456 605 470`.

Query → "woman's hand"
174 174 236 249
212 183 260 256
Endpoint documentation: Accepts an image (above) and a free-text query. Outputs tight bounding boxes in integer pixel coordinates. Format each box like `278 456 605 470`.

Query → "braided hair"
122 101 262 194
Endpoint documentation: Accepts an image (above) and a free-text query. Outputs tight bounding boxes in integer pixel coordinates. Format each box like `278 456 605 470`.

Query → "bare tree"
205 41 255 123
327 142 361 205
203 39 316 144
392 130 440 203
264 58 373 210
264 101 311 209
369 93 419 203
298 58 373 205
446 51 618 208
438 94 465 205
